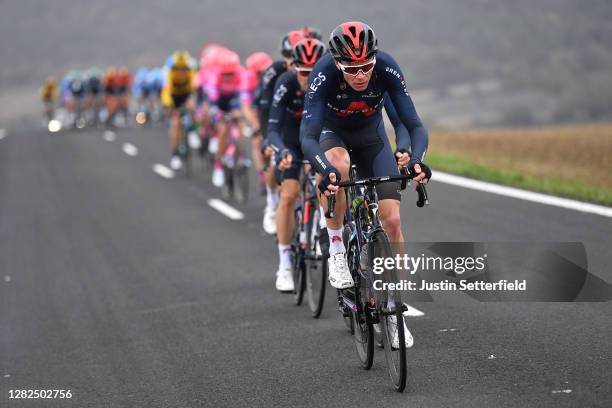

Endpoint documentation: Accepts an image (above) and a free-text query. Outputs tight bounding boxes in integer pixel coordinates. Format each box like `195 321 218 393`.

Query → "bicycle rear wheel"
370 230 407 392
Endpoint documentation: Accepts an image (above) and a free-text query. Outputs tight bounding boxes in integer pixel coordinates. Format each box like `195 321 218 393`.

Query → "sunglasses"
337 57 376 76
295 67 312 77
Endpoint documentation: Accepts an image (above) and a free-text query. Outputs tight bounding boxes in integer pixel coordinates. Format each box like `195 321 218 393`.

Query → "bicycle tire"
292 207 306 304
221 170 232 201
338 289 355 333
234 164 249 204
353 286 374 369
370 230 407 392
306 248 327 318
305 204 327 317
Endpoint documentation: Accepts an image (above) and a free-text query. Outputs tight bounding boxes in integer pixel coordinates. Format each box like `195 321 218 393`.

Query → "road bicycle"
328 164 428 392
291 160 327 318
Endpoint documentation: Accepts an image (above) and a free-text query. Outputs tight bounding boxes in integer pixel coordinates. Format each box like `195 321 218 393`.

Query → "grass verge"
427 152 612 206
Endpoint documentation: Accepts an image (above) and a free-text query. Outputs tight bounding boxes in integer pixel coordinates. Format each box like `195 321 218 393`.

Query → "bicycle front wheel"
233 164 249 204
306 255 326 318
292 207 306 305
370 230 407 392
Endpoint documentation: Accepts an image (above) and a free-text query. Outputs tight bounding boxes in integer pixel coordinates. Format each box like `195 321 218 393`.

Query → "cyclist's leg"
319 129 350 231
170 109 181 152
276 160 301 246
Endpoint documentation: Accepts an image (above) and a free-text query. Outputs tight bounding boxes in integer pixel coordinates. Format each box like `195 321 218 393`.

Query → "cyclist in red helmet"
300 21 431 347
202 49 249 187
265 38 326 291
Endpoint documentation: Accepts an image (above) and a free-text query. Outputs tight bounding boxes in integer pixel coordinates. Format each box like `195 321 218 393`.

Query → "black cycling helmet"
281 30 305 58
302 26 322 40
292 39 326 68
329 21 378 63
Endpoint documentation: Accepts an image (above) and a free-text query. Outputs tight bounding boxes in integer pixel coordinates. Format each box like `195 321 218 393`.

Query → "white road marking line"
0 128 6 140
488 354 496 359
403 304 425 317
122 143 138 156
4 275 11 282
208 199 245 220
153 164 174 179
552 389 572 394
434 171 612 218
3 374 10 378
103 130 116 142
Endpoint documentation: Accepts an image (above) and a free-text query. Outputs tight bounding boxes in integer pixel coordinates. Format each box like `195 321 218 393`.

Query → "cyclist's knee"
380 201 402 240
325 147 350 178
280 182 299 205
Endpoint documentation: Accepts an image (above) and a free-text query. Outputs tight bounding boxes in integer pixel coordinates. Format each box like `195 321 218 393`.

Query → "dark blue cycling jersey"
300 50 428 174
267 71 305 152
269 71 409 154
257 60 288 135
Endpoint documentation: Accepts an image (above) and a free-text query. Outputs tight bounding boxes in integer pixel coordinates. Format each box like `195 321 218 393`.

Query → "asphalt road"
1 125 611 407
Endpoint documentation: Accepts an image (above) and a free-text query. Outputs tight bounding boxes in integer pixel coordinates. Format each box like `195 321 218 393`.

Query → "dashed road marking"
153 164 175 179
4 275 11 282
552 389 572 394
435 171 612 218
403 304 425 317
103 130 116 142
122 143 138 156
208 199 245 220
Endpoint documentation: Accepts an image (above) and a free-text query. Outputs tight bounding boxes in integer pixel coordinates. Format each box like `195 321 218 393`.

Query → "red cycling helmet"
292 39 325 68
302 26 322 40
281 30 305 59
200 44 228 70
218 50 241 74
246 52 273 73
329 21 377 63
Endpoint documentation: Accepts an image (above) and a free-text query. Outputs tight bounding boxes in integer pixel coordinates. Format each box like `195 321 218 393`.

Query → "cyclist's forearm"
267 129 286 152
408 125 428 162
301 135 331 175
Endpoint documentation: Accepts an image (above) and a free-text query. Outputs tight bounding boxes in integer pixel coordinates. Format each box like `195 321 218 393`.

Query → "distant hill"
1 0 611 126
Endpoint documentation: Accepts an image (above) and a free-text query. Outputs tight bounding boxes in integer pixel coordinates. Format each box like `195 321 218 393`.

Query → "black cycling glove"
409 160 432 180
318 167 341 195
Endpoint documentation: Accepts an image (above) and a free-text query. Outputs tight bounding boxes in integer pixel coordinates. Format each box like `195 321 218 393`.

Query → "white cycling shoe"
275 266 295 292
170 155 182 171
212 167 225 187
262 206 277 235
328 252 354 289
389 314 414 349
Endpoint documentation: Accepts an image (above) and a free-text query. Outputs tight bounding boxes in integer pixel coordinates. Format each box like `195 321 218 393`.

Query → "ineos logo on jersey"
309 72 326 93
262 68 277 86
272 84 288 106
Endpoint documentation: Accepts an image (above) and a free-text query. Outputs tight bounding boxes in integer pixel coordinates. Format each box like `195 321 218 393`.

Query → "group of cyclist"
41 67 147 128
41 21 432 348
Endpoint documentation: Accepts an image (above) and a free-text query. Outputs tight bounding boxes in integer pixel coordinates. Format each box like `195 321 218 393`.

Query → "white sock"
266 185 278 210
319 205 327 229
278 244 292 269
327 227 344 255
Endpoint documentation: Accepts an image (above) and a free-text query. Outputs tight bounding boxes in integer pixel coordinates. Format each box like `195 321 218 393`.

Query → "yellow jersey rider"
162 51 197 170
